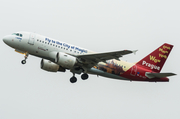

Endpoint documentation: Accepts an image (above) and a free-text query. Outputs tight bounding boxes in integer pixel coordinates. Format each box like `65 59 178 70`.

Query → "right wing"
75 50 136 68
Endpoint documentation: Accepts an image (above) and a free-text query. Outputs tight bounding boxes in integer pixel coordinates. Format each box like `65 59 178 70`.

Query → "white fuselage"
16 32 94 59
3 31 131 81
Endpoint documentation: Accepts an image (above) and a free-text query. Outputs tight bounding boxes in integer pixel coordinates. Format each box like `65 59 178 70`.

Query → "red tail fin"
136 43 173 73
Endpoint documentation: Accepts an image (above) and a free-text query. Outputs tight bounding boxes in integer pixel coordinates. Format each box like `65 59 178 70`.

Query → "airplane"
3 31 176 83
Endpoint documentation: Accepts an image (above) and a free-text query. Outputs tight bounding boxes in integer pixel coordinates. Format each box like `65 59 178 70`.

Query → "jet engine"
56 52 77 69
41 59 66 72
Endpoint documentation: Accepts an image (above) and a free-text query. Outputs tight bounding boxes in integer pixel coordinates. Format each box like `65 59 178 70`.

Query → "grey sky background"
0 0 180 119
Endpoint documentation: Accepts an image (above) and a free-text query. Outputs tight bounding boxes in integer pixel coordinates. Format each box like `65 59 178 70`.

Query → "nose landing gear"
21 53 29 64
21 60 26 64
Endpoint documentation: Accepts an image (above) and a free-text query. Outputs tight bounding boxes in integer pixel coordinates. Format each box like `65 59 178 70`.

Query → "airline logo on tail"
142 60 160 70
149 55 161 63
137 43 173 73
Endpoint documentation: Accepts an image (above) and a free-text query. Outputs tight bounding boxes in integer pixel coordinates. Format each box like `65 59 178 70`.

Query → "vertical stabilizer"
136 43 173 73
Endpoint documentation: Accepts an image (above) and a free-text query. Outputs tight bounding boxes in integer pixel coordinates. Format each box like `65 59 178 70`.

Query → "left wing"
75 50 135 67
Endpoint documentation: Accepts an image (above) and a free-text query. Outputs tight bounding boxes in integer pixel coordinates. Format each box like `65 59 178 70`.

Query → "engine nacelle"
56 52 77 69
41 59 66 72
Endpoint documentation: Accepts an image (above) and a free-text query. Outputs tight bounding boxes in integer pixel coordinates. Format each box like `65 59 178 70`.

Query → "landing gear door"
28 33 36 45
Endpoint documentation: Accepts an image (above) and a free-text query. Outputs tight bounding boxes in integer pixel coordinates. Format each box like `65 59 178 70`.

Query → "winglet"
133 50 138 55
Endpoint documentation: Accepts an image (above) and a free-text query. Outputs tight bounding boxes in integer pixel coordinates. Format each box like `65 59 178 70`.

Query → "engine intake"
41 59 65 72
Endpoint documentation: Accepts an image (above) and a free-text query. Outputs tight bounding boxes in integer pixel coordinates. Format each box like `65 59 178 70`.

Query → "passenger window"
40 40 41 42
42 41 44 43
45 42 47 44
58 46 60 48
37 39 39 41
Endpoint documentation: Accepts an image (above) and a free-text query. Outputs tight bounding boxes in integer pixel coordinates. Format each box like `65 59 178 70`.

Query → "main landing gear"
21 53 29 64
70 73 89 83
70 76 77 83
81 73 89 80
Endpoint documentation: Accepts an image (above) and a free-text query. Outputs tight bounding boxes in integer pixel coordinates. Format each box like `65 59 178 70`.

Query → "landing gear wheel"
21 53 29 65
70 76 77 83
21 60 26 64
81 73 89 80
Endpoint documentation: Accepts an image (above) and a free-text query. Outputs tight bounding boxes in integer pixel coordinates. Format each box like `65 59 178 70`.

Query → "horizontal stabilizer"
145 72 176 79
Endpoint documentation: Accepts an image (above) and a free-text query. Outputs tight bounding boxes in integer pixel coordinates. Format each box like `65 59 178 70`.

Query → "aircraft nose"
3 35 10 44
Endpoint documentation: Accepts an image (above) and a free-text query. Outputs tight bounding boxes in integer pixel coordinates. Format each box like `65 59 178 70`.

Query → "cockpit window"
12 33 23 37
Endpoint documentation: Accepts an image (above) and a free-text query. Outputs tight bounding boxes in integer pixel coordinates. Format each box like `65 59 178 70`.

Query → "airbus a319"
3 32 176 83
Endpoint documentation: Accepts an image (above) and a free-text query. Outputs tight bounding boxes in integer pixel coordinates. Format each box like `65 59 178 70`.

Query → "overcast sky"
0 0 180 119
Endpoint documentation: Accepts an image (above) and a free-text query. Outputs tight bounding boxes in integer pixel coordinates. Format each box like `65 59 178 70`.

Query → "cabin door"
130 65 137 76
28 33 36 45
